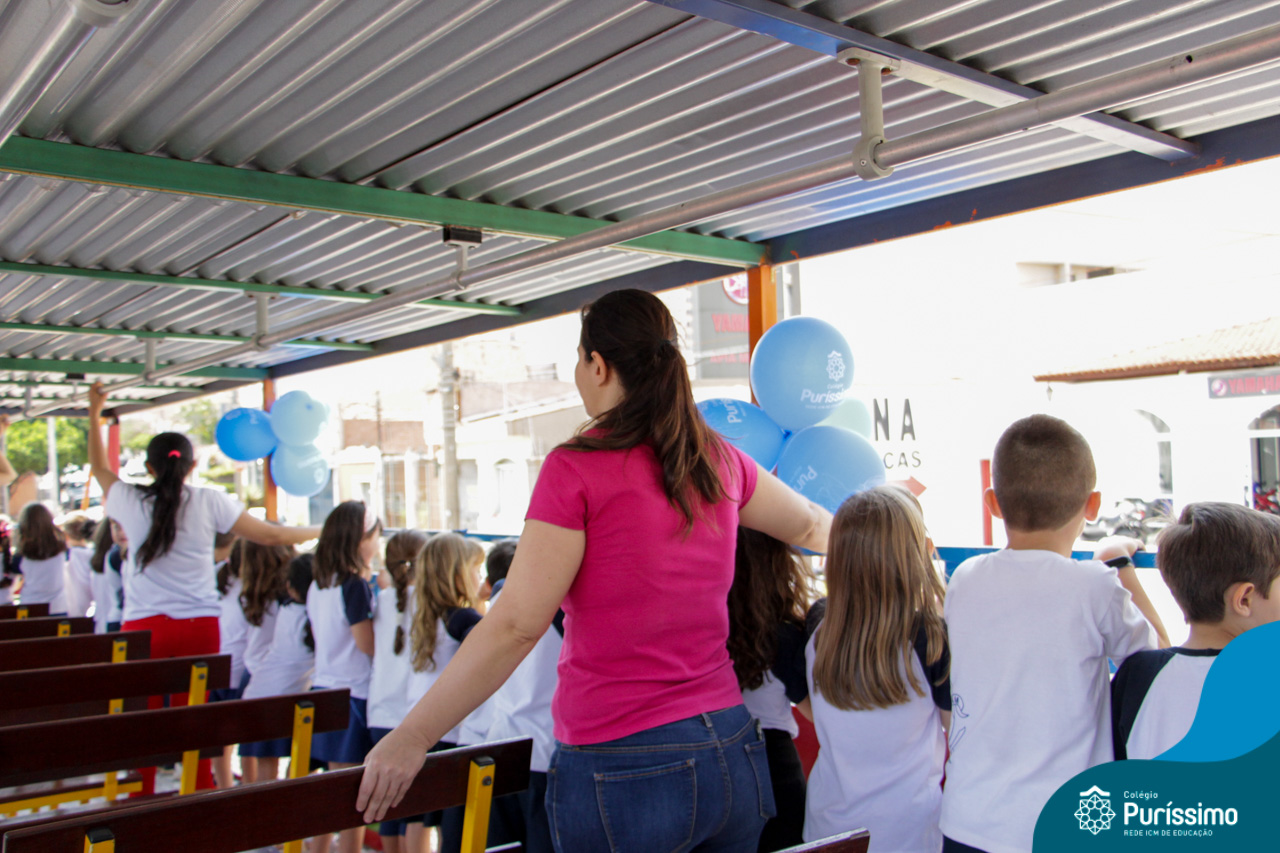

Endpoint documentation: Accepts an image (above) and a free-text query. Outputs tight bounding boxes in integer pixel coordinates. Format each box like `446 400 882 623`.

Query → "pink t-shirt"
526 438 758 745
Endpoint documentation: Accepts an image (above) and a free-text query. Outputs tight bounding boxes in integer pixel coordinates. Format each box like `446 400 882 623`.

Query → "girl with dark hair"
729 528 817 852
307 499 382 853
211 537 246 789
237 539 296 783
360 288 834 852
62 514 97 618
13 502 69 615
805 486 950 851
87 383 321 792
88 519 126 633
367 528 429 853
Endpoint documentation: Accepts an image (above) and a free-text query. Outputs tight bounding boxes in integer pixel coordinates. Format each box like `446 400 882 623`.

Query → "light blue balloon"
697 398 787 470
775 425 886 514
821 397 874 438
269 390 329 446
750 317 854 432
270 443 331 497
215 408 278 462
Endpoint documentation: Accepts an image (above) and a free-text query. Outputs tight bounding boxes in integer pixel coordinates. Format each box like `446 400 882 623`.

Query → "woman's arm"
229 512 321 546
356 519 584 822
87 384 120 497
739 467 833 553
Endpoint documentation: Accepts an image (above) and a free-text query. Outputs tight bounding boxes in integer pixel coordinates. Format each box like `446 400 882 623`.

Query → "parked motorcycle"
1081 497 1172 548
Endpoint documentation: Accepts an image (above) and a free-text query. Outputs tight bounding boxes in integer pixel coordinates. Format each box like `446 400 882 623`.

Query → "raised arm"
0 415 15 489
87 383 120 497
229 511 321 546
356 518 584 822
1095 535 1171 648
739 465 833 554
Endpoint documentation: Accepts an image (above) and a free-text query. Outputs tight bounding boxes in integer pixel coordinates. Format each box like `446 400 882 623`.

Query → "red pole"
980 458 993 546
107 417 121 475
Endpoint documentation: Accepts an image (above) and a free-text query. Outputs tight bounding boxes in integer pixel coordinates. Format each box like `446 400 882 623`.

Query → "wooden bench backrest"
3 738 534 853
0 689 349 787
0 655 232 725
0 632 150 672
779 830 871 853
0 616 94 641
0 603 50 619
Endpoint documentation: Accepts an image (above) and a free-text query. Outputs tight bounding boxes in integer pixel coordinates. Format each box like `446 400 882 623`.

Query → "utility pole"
46 417 58 507
439 343 461 531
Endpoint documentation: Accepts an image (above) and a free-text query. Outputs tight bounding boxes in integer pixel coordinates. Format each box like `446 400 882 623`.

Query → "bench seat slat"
0 655 231 711
0 617 94 641
0 604 50 620
0 633 150 672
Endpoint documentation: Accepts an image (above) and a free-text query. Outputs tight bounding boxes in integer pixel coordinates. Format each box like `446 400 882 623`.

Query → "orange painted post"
746 264 777 359
263 379 278 522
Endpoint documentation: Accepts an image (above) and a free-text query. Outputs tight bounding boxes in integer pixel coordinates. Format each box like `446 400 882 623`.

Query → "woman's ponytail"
136 433 194 571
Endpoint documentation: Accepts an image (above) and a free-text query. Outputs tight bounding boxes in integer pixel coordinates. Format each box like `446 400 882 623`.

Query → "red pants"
121 614 220 794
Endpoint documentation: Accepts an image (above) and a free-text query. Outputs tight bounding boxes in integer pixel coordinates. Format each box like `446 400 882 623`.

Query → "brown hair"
812 486 947 710
992 414 1096 532
90 517 117 574
1158 502 1280 623
385 529 429 656
17 503 66 561
136 432 195 570
410 533 481 672
239 539 294 627
727 528 815 690
62 513 97 544
565 289 730 531
314 501 380 589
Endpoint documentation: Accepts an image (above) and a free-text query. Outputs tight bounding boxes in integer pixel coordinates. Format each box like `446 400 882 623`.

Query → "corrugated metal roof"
2 0 1280 412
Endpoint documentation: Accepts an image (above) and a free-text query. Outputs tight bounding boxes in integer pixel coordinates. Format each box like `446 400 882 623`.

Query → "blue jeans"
547 705 775 853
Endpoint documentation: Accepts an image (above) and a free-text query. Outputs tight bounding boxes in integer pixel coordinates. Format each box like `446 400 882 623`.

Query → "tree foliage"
178 399 219 447
2 418 88 475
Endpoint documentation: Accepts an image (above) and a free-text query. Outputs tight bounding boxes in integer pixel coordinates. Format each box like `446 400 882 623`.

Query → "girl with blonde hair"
805 485 951 852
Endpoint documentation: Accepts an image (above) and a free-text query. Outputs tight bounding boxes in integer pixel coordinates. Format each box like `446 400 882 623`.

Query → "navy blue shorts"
310 693 372 765
239 736 292 758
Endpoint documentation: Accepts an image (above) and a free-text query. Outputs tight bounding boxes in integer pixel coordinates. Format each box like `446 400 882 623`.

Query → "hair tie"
167 450 182 459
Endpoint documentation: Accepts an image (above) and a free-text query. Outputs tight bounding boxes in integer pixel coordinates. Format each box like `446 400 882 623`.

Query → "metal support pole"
459 757 497 853
47 415 58 505
254 293 271 349
22 22 1280 418
143 338 157 376
178 662 209 796
0 0 133 143
263 379 278 522
838 48 898 181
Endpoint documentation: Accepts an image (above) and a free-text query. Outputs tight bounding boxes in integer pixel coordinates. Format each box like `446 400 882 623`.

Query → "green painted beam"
0 357 266 381
0 396 155 406
0 378 182 393
0 260 523 317
0 138 766 267
0 321 373 351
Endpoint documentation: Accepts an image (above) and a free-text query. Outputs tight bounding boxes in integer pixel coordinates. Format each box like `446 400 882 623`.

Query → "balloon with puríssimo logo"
775 425 885 513
697 398 787 470
268 390 329 446
215 408 278 461
820 397 873 438
270 443 330 498
750 317 854 432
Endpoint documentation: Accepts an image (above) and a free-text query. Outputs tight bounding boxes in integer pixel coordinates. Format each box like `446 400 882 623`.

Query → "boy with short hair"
1112 502 1280 760
940 414 1168 853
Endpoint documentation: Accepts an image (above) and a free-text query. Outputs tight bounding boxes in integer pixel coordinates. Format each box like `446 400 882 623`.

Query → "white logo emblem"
1075 786 1116 835
826 350 846 382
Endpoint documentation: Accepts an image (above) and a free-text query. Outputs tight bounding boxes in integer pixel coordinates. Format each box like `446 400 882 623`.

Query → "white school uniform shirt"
16 554 69 614
307 575 374 700
243 600 314 699
1111 647 1218 761
405 606 482 745
939 549 1157 853
90 547 126 632
218 574 250 687
64 546 94 617
483 587 563 773
105 482 244 621
368 585 418 730
741 621 810 739
243 599 280 681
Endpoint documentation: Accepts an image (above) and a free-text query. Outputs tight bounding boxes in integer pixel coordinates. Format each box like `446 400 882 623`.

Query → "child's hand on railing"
1093 535 1143 564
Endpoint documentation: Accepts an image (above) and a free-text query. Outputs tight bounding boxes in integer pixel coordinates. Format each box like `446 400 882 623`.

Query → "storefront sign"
1208 369 1280 399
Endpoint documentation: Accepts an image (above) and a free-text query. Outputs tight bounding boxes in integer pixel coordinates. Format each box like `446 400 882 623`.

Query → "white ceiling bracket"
839 47 898 181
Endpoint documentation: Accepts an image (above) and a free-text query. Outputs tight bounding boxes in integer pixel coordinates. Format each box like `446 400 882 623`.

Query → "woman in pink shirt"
359 289 831 852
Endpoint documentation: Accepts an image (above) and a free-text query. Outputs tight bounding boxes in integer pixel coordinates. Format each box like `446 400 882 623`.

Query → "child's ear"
982 488 1003 520
1084 491 1102 521
1225 581 1257 619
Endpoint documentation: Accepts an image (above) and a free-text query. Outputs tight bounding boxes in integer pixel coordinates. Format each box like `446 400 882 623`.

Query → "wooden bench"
2 738 534 853
0 689 347 820
779 830 871 852
0 603 50 620
0 632 150 673
0 616 94 641
0 654 232 726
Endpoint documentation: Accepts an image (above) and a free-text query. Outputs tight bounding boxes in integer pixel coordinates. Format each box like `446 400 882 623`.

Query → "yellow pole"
83 827 115 852
57 620 71 637
178 662 209 796
459 757 496 853
16 606 27 619
282 702 316 853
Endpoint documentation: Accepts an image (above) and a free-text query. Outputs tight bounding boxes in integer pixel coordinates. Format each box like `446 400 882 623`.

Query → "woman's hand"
88 382 109 419
356 725 433 824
